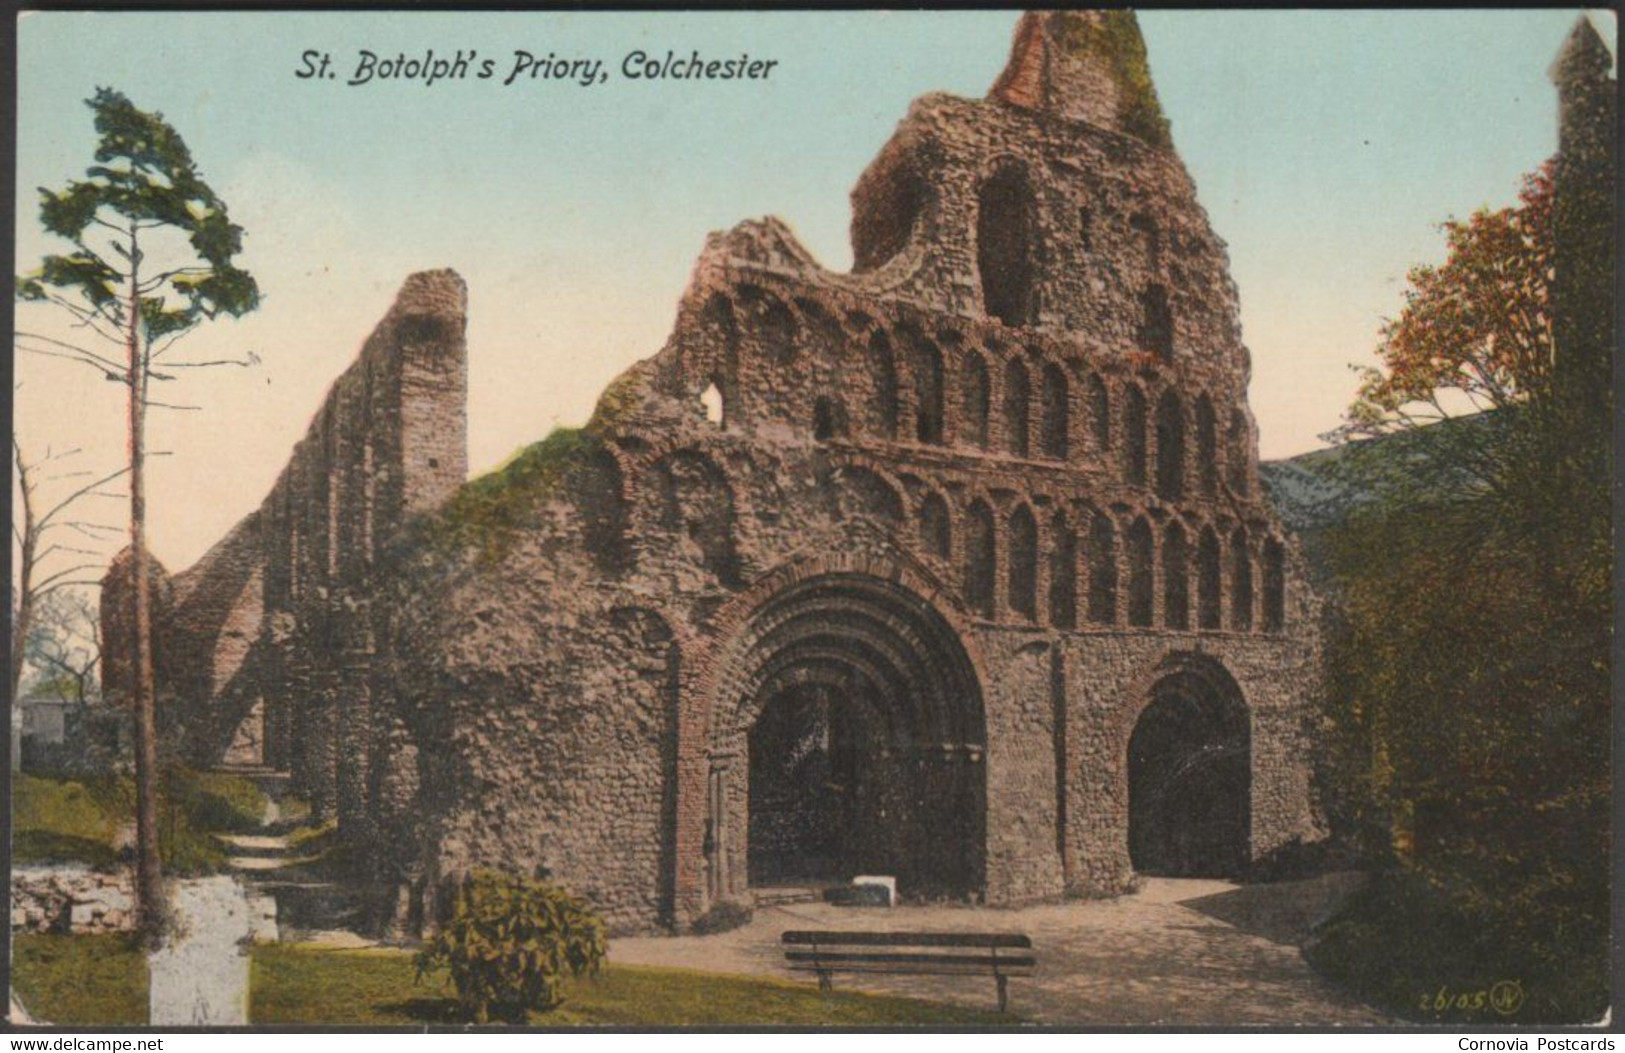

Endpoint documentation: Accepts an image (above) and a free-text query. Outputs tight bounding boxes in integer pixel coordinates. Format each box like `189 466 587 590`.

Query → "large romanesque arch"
703 570 987 905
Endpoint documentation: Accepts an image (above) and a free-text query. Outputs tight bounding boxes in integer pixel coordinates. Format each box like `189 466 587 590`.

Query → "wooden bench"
781 930 1036 1013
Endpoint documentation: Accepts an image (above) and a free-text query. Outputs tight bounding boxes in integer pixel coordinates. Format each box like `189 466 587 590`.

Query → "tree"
24 588 104 708
15 87 260 941
12 437 124 706
1314 155 1610 1020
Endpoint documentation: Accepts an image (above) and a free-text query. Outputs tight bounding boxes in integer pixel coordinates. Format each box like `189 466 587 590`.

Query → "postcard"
9 8 1615 1032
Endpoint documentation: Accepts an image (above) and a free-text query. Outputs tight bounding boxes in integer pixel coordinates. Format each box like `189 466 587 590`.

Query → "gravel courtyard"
610 874 1390 1026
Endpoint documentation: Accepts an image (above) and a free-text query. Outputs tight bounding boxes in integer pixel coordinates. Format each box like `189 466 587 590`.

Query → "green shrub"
415 870 608 1023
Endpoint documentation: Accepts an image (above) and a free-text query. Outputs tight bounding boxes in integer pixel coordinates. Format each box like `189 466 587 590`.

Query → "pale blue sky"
14 10 1615 571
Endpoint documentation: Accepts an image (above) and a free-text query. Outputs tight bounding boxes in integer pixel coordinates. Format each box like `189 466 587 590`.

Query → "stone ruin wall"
103 270 469 828
113 12 1325 937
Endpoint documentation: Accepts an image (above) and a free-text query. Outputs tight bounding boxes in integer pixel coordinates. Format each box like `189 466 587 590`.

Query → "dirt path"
611 874 1389 1026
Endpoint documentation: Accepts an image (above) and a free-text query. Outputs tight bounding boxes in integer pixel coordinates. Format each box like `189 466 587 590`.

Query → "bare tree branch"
16 343 132 382
37 465 132 530
29 563 103 596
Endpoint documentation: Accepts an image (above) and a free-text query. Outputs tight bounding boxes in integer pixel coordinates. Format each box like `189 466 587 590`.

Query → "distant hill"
1261 412 1503 537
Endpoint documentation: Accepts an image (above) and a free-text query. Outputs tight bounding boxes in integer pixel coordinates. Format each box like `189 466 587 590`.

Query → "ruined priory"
106 12 1326 935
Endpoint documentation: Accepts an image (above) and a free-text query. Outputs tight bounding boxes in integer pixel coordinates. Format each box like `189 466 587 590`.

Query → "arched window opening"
962 352 991 450
912 335 945 445
977 166 1039 328
1050 513 1078 630
1004 358 1031 457
1155 391 1186 501
1008 505 1039 622
868 330 899 440
1263 538 1286 633
1088 515 1117 625
1196 396 1218 498
1125 386 1148 485
1130 212 1161 269
646 450 741 588
1040 362 1069 460
700 381 726 427
833 466 904 526
698 293 740 377
1127 518 1155 627
1227 411 1250 495
1140 284 1173 360
1088 374 1111 451
919 492 951 561
1163 523 1189 630
760 296 798 364
1197 528 1222 630
813 397 847 441
965 501 997 619
1230 529 1254 631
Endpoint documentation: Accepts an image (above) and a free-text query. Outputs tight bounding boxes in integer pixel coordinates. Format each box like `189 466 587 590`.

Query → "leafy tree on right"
1308 18 1613 1024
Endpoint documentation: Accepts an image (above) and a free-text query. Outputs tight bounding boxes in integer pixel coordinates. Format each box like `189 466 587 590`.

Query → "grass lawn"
251 944 1012 1026
12 934 148 1025
13 769 270 874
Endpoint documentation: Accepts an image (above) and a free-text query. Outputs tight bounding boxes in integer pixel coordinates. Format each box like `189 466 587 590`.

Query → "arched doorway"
711 572 986 902
1127 662 1250 877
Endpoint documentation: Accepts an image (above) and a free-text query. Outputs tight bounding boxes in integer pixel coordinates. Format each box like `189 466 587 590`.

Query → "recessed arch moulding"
106 11 1322 936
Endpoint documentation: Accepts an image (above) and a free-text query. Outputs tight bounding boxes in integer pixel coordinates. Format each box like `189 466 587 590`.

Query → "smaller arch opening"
1040 362 1069 461
1004 358 1031 458
1140 285 1174 360
910 334 946 446
1127 518 1155 627
964 500 997 619
1008 505 1038 622
919 492 951 561
867 330 900 440
813 397 848 441
1129 664 1250 877
1163 523 1189 630
1196 396 1218 498
1088 374 1111 451
1230 529 1254 631
961 352 991 450
1197 528 1222 630
1263 538 1286 633
757 295 799 364
1088 514 1118 625
1050 512 1078 630
1228 411 1251 495
1155 391 1186 501
1124 386 1149 486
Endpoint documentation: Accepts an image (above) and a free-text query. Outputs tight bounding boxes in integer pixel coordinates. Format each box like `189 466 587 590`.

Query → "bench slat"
786 950 1036 969
781 930 1032 949
789 963 1035 978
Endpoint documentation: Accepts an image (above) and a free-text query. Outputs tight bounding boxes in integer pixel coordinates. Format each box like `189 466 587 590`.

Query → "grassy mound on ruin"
417 426 603 563
250 944 1011 1026
1055 10 1172 148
